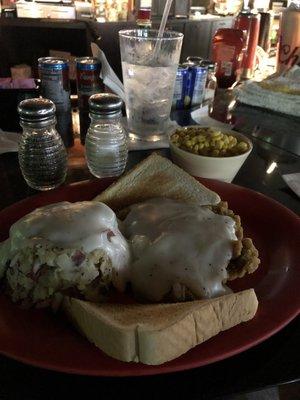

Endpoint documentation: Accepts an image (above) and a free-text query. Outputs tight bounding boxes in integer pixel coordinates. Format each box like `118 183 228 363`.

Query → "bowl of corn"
169 126 252 182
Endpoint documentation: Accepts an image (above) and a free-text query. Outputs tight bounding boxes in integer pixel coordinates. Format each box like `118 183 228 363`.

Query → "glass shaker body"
18 98 67 191
85 94 128 178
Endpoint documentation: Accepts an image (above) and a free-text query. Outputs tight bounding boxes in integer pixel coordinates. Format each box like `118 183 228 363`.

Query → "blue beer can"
188 63 208 107
172 65 190 110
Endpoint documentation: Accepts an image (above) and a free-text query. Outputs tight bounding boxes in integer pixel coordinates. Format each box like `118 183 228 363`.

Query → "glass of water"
119 29 183 142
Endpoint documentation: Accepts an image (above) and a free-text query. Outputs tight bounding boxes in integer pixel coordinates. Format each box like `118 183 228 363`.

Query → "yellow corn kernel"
197 134 206 143
193 144 199 152
211 149 220 157
204 140 210 148
237 141 249 152
198 143 204 149
213 135 222 141
223 135 229 145
231 137 238 146
228 137 237 148
215 140 224 149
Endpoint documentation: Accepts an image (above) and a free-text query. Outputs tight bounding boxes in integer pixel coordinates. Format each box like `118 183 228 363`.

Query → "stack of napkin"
235 66 300 117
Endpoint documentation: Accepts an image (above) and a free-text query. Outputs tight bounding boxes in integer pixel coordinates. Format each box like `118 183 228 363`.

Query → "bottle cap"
200 60 217 71
89 93 123 117
186 56 203 65
18 98 56 124
38 57 69 70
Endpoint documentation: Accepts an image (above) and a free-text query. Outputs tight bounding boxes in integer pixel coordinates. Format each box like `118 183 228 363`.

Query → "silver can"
276 5 300 74
38 57 71 113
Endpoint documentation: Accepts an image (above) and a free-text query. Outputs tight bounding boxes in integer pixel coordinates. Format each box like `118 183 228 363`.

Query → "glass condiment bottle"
201 60 217 106
85 93 128 178
212 28 245 89
18 98 67 191
234 11 261 79
136 7 152 29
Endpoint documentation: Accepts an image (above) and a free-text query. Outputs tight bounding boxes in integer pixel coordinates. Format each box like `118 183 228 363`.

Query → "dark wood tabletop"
0 100 299 400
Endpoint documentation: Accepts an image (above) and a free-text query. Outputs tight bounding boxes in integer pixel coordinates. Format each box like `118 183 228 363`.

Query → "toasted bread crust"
94 153 221 209
63 288 258 365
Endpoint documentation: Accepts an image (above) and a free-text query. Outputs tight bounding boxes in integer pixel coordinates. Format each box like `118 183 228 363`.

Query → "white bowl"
169 126 253 183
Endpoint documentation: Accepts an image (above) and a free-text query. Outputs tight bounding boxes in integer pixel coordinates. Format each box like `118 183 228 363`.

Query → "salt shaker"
18 98 67 191
85 93 128 178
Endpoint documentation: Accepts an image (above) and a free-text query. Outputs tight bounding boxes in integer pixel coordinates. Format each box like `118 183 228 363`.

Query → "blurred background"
0 0 288 80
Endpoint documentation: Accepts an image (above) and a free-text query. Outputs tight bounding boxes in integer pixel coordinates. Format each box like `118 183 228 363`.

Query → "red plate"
0 179 299 376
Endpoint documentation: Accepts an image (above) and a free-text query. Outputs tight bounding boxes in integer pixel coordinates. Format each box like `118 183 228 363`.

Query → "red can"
75 57 104 111
234 11 261 79
76 57 104 145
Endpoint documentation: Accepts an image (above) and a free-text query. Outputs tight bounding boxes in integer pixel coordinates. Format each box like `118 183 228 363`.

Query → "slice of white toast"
93 153 220 210
63 289 258 365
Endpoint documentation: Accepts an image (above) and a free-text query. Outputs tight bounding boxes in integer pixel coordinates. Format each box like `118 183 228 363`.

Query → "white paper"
128 137 170 151
91 43 125 101
191 105 232 129
282 173 300 198
124 117 178 151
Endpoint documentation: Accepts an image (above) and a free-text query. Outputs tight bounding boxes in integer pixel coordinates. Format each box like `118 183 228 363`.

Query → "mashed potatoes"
0 201 131 308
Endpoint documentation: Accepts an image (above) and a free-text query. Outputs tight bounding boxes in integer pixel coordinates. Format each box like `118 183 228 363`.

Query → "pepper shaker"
18 98 67 191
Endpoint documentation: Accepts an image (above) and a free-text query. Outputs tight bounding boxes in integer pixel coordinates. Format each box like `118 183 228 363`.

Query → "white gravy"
1 201 131 290
122 198 237 301
1 199 237 301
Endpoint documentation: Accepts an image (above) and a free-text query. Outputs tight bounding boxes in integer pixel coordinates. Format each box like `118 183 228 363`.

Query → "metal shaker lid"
89 93 123 117
18 98 56 123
